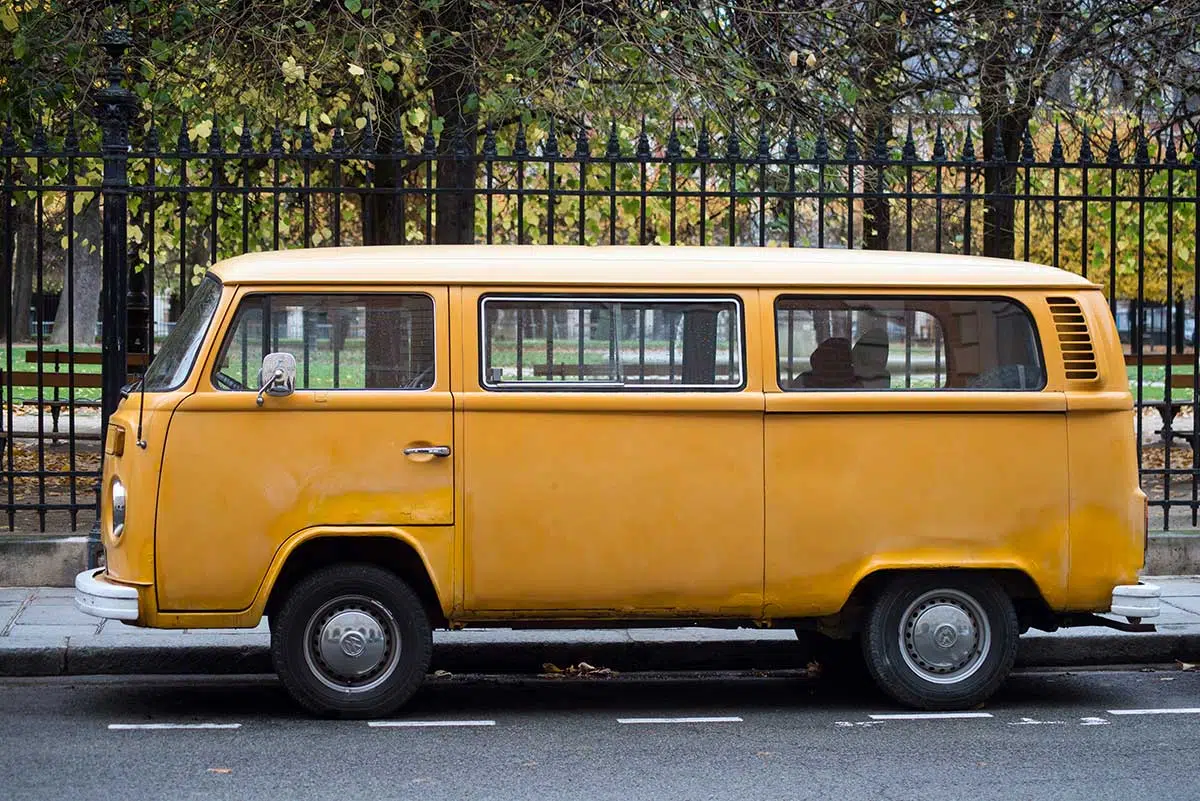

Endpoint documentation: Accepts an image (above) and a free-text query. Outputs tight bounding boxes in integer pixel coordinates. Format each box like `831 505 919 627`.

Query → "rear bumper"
1111 582 1161 620
74 568 140 622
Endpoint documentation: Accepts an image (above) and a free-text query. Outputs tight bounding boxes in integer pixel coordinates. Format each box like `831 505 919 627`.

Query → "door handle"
403 445 451 458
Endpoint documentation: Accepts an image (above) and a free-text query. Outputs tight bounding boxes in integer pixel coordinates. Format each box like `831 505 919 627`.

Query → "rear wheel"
861 573 1018 710
270 563 432 719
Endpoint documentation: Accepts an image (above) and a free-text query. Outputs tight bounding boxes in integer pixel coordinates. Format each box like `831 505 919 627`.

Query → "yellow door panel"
155 286 453 612
460 286 764 617
462 401 763 614
764 409 1069 616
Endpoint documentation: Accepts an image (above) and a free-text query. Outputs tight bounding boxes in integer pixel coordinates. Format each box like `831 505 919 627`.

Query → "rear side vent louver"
1047 296 1099 381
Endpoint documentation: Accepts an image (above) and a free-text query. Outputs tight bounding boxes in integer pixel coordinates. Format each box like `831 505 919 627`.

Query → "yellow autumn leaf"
191 119 213 140
383 32 396 46
0 6 18 33
319 112 332 126
805 52 817 69
788 50 798 68
355 117 367 130
281 56 304 84
348 63 365 76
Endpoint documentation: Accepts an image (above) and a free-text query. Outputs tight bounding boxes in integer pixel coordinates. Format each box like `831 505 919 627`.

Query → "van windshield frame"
142 274 224 392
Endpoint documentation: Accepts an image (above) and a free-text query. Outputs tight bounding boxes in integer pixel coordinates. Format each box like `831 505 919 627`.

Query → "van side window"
213 294 435 391
481 296 744 390
776 297 1045 391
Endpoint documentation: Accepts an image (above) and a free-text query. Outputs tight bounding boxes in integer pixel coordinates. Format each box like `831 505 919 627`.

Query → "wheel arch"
259 528 450 628
839 567 1054 636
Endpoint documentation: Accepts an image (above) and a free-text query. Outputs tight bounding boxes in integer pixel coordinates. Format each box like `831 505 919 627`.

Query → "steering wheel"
404 365 435 389
213 371 247 392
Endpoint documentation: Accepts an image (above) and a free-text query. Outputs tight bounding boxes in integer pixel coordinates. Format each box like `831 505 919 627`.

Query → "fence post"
88 28 136 568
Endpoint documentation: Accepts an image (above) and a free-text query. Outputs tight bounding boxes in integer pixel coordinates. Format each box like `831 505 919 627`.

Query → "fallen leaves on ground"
1142 445 1198 471
2 442 100 503
1177 660 1198 671
539 661 619 679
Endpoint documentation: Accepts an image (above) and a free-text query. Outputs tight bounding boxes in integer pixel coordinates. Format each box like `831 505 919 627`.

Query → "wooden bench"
1 351 147 443
531 362 679 379
1124 352 1200 446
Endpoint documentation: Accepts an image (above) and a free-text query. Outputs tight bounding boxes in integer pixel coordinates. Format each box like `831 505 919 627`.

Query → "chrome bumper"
1111 582 1161 620
74 568 140 622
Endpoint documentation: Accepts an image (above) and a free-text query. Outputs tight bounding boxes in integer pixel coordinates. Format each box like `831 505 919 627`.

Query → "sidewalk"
2 578 1200 678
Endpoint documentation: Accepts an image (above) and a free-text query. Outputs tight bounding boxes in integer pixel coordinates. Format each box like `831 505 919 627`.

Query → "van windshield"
142 275 223 392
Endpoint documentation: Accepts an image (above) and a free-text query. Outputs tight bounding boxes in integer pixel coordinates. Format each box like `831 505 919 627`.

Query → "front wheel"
861 573 1018 710
270 564 433 719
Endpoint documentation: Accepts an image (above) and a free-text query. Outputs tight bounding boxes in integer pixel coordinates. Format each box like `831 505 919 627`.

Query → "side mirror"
256 352 297 406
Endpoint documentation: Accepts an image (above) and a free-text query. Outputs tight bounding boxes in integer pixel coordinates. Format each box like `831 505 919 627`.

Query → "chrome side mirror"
256 352 297 406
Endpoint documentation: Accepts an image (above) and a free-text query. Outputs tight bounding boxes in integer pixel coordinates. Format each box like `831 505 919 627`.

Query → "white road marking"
1106 707 1200 716
868 712 993 721
1008 717 1063 726
368 720 497 728
108 723 241 730
1079 717 1110 726
617 716 743 725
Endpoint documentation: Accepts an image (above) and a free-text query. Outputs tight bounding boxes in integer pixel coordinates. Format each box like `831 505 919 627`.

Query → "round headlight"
111 479 127 538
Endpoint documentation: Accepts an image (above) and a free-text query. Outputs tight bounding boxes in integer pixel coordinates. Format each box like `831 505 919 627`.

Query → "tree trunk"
51 196 102 345
979 52 1029 261
861 109 893 251
424 0 478 245
11 199 35 342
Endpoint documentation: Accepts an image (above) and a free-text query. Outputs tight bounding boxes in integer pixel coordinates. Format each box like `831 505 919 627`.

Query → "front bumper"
74 568 140 622
1111 582 1161 620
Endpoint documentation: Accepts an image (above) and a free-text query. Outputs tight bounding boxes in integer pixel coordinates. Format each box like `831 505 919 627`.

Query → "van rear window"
775 296 1045 391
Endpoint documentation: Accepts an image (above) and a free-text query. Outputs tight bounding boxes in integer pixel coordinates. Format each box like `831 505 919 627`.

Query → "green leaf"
346 0 362 12
379 74 394 92
0 6 18 33
12 33 27 60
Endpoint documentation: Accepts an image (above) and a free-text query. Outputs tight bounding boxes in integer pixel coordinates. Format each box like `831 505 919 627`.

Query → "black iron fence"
3 32 1200 533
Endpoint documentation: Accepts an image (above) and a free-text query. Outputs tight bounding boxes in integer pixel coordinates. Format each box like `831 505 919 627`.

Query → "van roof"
208 245 1097 290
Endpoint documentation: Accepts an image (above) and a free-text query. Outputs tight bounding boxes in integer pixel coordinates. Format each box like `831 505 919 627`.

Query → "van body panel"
1064 290 1146 609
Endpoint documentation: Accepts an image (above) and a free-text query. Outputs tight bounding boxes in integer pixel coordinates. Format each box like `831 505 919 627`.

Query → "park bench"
1125 350 1200 447
530 362 681 379
1 350 146 443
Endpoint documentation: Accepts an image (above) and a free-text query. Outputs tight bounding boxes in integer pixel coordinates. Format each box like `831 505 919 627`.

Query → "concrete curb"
2 634 1199 679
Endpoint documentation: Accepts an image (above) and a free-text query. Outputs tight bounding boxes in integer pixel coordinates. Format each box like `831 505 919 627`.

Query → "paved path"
1 669 1198 801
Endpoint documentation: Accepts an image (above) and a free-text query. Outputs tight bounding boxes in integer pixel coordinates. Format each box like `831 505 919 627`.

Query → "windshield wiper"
119 377 144 400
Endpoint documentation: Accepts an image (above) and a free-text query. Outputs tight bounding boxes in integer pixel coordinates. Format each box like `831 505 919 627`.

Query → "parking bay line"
108 723 242 730
368 720 497 728
617 716 744 725
1106 708 1200 716
868 712 994 721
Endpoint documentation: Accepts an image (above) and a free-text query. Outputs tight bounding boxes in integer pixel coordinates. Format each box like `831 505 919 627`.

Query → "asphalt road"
2 668 1199 801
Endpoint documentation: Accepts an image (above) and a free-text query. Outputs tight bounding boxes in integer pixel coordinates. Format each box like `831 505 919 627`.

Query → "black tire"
270 563 433 719
861 573 1018 711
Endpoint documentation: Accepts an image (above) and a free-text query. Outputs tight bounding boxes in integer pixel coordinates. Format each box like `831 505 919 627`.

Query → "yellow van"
74 245 1160 717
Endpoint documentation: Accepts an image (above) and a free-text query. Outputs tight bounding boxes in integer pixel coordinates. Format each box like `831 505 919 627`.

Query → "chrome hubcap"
899 589 991 685
304 595 400 694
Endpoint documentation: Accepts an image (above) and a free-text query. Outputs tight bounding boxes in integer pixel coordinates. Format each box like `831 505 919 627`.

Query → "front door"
155 286 453 612
460 289 764 617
